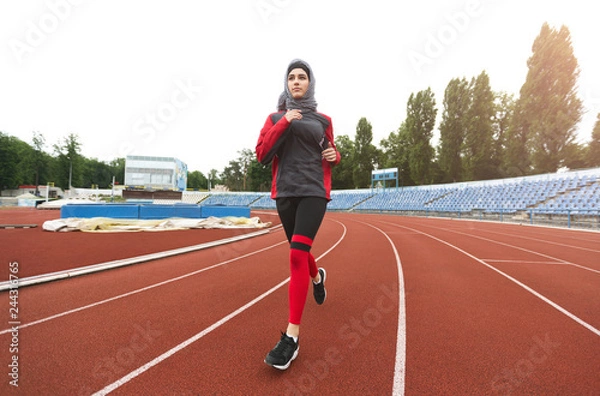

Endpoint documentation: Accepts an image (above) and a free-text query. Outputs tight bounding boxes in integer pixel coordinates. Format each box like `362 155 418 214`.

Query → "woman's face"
287 68 309 99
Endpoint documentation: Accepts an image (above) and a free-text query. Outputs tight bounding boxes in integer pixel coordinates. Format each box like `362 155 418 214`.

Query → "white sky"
1 0 599 174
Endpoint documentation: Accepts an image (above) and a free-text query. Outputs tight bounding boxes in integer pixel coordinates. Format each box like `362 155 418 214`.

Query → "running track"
0 208 599 395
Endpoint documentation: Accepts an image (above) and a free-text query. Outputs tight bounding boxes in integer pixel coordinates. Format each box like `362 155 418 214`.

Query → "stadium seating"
200 193 264 207
188 168 600 220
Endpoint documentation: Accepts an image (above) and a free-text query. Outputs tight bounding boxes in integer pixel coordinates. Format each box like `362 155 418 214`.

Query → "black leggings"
276 197 328 251
276 196 328 324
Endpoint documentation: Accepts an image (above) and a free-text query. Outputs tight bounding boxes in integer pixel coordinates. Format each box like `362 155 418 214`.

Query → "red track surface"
1 208 599 395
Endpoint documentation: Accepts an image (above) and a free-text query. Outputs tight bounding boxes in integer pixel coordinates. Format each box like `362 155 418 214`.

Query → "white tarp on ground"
43 216 272 232
37 198 98 209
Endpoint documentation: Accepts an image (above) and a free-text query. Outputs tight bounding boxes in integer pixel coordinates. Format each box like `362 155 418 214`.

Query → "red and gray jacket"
256 111 341 200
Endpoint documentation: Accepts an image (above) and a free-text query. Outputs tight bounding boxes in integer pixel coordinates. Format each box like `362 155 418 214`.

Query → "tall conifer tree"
511 23 583 174
438 77 470 182
405 88 437 185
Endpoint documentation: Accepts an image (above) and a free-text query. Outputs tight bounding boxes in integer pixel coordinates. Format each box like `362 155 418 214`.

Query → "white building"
124 155 187 191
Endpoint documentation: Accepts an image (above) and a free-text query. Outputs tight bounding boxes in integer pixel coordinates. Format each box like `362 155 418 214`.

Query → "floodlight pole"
68 156 73 197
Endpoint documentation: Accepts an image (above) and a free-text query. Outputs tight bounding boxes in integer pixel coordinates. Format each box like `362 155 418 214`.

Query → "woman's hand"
284 109 302 122
322 142 337 162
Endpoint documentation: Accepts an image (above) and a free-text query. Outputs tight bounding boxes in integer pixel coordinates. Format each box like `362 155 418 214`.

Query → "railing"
347 207 600 230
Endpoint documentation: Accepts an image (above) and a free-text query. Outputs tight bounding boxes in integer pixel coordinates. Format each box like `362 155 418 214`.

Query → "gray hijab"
278 59 318 112
277 91 287 111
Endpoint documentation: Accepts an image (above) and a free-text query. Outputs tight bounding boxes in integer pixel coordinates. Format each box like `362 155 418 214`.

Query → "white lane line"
359 222 407 396
0 240 288 335
0 228 273 291
387 222 600 337
92 220 348 395
483 259 565 265
359 221 406 396
475 228 600 254
421 223 600 275
93 278 292 396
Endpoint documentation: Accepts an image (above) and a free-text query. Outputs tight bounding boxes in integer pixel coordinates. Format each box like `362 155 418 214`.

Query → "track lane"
399 218 600 331
0 210 281 279
91 217 350 395
2 210 599 395
0 227 288 335
426 220 600 271
93 216 404 395
0 227 294 395
1 216 360 395
369 215 599 395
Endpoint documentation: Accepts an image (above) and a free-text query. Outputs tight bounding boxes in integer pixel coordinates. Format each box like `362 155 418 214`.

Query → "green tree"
18 132 49 195
491 92 515 178
397 123 413 187
109 158 126 186
81 157 115 188
405 88 437 185
352 118 377 188
187 170 206 190
220 160 243 191
438 77 470 183
464 71 495 181
0 132 21 191
1 134 37 189
53 133 83 190
505 100 531 176
207 169 220 190
14 137 35 187
247 158 271 192
379 123 412 187
561 143 586 170
33 133 49 191
519 23 583 173
379 130 401 169
585 113 600 167
331 134 355 189
220 149 255 191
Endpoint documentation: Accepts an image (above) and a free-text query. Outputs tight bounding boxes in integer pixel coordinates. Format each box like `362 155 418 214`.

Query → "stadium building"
124 155 187 191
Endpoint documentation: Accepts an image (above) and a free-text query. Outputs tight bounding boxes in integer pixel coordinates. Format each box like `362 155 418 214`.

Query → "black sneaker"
265 332 299 370
313 267 327 305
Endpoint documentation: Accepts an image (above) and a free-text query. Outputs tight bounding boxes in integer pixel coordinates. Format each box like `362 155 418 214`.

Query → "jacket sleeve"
324 117 341 166
256 113 290 165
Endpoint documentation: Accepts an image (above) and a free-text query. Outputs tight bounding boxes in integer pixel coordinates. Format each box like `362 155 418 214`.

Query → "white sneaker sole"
266 347 299 370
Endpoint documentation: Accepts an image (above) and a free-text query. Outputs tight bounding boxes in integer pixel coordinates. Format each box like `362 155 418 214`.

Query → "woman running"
256 59 341 370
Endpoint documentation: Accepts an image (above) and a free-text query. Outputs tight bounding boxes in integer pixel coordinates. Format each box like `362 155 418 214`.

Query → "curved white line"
387 221 600 337
358 221 407 396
